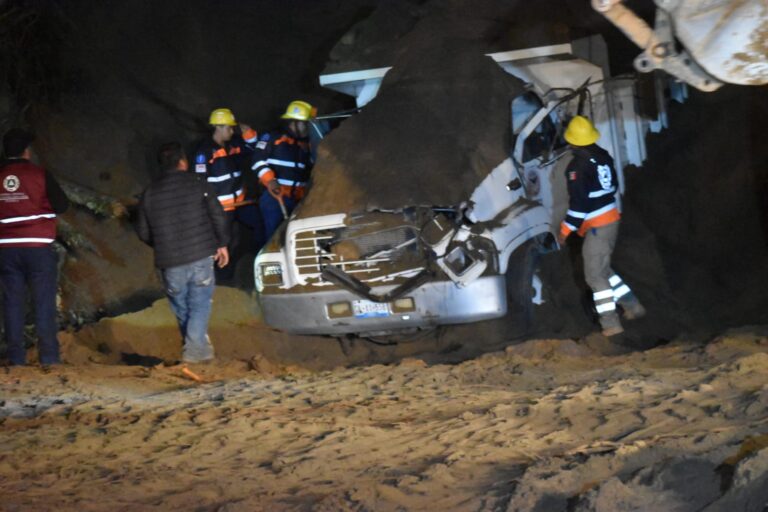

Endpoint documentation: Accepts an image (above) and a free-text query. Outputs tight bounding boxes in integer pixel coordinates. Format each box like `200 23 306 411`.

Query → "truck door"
512 100 570 229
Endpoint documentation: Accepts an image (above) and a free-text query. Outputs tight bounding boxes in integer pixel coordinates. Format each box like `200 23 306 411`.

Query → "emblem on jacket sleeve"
596 164 612 190
3 175 20 192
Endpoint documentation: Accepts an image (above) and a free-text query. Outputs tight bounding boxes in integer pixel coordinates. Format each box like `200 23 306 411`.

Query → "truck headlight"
259 263 284 287
392 297 416 313
327 301 352 318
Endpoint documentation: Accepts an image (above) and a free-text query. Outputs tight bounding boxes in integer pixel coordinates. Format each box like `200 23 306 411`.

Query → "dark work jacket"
251 130 313 200
560 144 621 237
136 169 229 269
193 129 258 211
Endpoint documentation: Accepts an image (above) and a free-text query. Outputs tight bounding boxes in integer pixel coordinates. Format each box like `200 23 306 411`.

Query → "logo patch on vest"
3 175 20 192
596 164 612 190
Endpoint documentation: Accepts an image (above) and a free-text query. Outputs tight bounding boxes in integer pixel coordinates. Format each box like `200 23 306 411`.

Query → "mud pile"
1 0 765 351
613 85 768 338
301 0 768 341
301 46 525 214
0 0 377 328
3 331 768 511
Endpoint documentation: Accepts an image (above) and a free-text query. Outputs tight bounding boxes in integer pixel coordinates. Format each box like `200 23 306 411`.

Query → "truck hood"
297 42 526 217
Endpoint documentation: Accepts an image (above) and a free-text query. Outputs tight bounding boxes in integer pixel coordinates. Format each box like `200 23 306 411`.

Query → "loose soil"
2 327 767 511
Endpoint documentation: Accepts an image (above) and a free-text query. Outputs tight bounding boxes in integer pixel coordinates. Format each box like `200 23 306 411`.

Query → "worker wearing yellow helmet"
193 108 262 283
559 115 645 337
251 100 316 241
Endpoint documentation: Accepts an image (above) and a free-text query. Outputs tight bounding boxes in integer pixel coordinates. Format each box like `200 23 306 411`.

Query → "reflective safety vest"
194 128 258 211
0 160 56 247
560 144 621 237
251 131 313 200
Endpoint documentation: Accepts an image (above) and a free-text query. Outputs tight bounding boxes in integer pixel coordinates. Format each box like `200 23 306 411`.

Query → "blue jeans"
0 246 60 365
161 256 215 363
260 191 297 243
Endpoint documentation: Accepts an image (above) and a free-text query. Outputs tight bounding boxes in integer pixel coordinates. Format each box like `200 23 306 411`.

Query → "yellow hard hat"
209 108 237 126
564 115 600 146
280 100 314 121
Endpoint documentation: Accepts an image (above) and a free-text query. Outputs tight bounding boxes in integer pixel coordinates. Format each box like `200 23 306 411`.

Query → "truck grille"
293 226 422 283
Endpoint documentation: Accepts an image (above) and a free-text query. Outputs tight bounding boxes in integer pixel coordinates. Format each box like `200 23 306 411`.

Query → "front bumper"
258 275 508 335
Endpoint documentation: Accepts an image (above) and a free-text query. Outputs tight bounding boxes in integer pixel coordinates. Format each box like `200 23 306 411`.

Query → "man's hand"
214 247 229 268
557 232 568 246
267 179 282 199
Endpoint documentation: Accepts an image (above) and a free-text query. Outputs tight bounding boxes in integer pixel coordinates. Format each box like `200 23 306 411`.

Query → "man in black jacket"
136 142 229 363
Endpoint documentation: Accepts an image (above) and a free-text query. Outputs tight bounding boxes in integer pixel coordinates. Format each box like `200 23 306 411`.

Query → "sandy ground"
2 323 768 511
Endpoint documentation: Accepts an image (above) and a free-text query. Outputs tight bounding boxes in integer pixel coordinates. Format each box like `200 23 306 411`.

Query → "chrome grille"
292 226 421 283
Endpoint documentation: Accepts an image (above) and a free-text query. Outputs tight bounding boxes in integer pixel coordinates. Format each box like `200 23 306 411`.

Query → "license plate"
352 300 391 319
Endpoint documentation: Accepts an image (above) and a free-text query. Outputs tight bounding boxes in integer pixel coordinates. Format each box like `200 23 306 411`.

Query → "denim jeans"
0 246 60 365
260 190 297 243
161 256 215 363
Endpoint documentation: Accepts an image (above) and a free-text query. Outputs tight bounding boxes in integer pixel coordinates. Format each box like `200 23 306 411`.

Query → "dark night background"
0 0 766 340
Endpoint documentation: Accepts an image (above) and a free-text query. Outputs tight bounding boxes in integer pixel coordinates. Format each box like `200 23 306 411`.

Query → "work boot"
620 296 646 321
599 311 624 337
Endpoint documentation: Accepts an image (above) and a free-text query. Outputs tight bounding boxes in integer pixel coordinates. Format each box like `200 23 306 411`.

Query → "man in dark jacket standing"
137 142 229 363
0 129 69 366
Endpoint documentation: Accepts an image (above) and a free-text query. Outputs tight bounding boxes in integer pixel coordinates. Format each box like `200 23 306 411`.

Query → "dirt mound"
0 0 382 332
613 86 768 338
300 0 768 347
58 208 161 323
3 331 767 511
301 44 524 215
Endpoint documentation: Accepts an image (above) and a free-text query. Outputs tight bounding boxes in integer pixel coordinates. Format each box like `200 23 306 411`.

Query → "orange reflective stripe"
209 148 227 163
280 185 305 200
228 146 241 156
219 195 237 212
259 169 276 187
578 208 620 236
274 135 295 146
273 134 308 149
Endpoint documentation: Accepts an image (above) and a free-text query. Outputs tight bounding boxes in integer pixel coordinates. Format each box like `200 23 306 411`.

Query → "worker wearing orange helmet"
251 100 315 241
558 115 645 337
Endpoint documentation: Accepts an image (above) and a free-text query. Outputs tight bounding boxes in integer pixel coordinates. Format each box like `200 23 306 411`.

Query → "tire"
505 240 541 333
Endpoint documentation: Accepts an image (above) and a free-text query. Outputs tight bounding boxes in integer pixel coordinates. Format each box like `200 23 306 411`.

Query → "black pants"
0 245 60 365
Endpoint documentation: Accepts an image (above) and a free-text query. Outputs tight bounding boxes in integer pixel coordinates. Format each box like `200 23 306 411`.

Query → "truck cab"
255 36 682 336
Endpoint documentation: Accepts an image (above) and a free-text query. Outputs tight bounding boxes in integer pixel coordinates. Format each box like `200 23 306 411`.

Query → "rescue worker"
0 129 69 366
136 142 229 364
558 116 645 337
193 108 262 282
252 100 314 241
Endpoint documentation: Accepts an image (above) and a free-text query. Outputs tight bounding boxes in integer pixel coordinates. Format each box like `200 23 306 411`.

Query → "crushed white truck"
254 36 684 337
